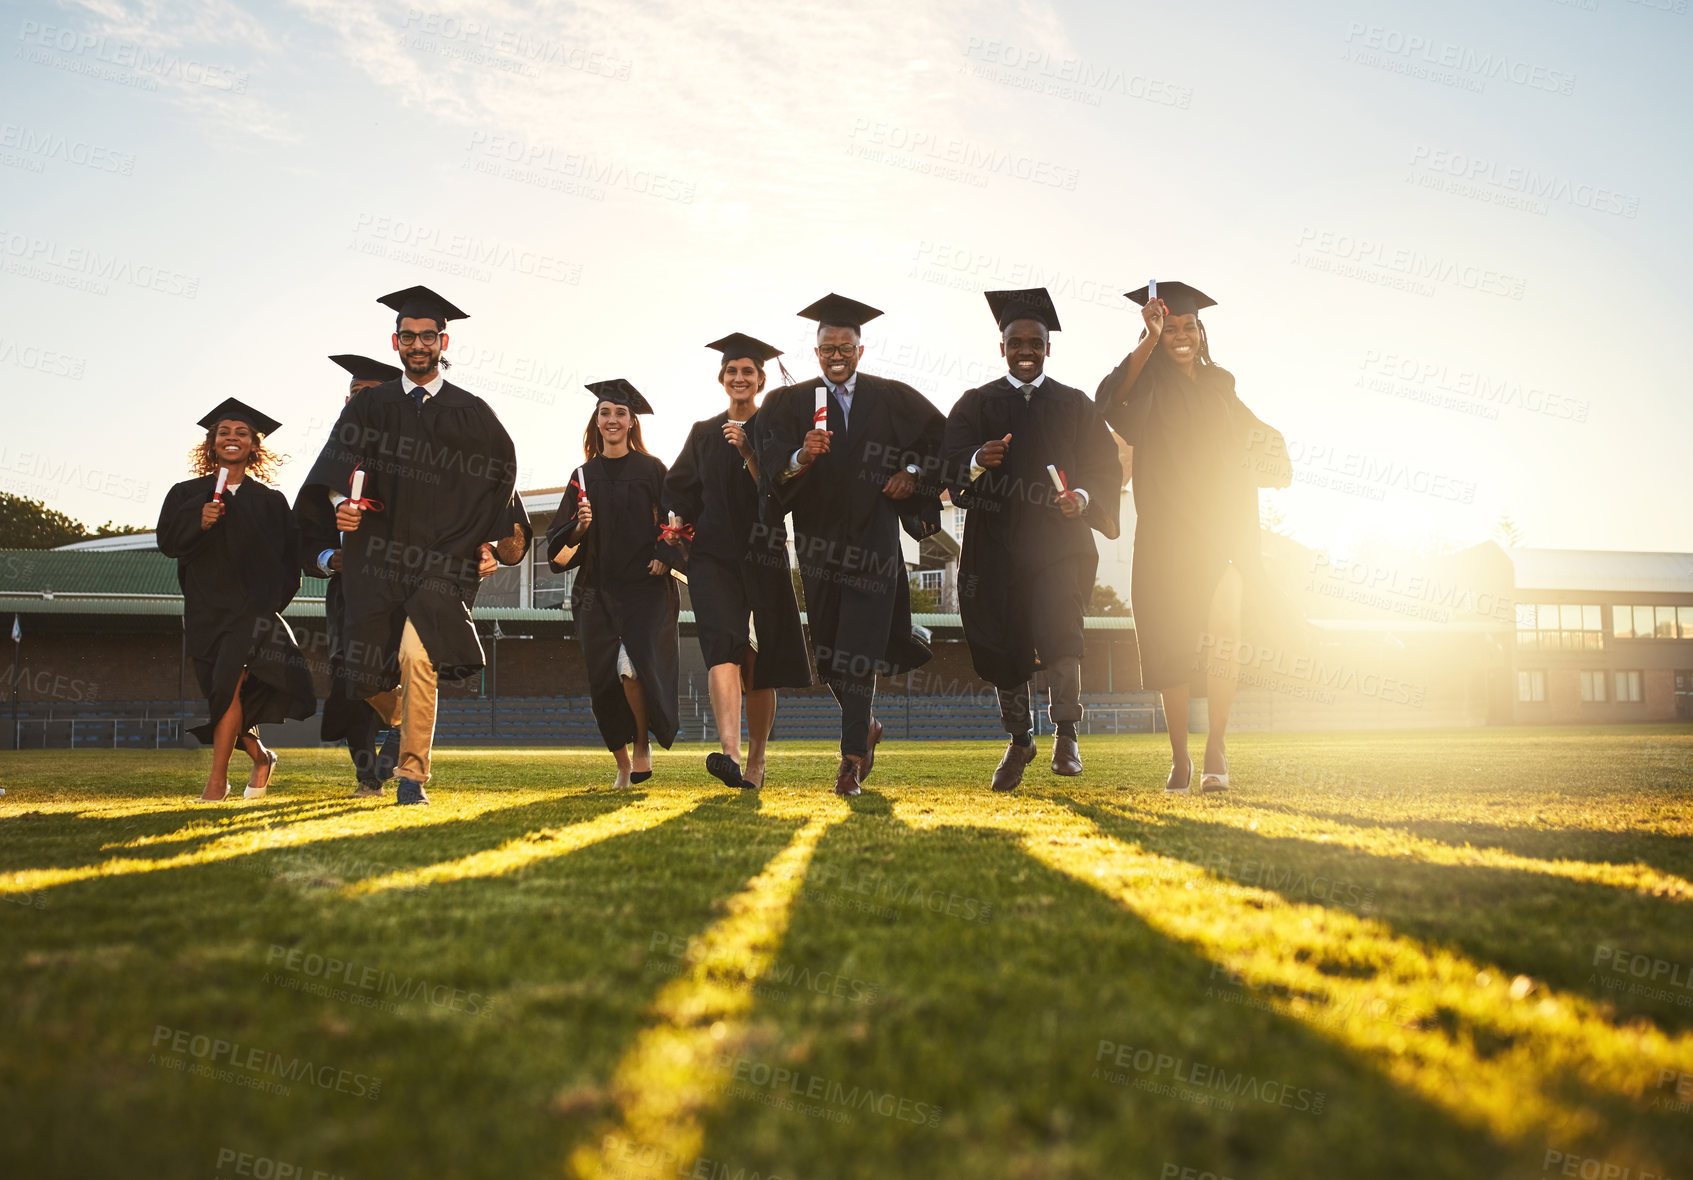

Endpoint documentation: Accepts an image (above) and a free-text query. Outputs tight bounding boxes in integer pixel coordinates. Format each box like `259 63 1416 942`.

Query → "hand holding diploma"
1048 464 1083 519
200 469 230 529
478 543 498 578
800 388 832 466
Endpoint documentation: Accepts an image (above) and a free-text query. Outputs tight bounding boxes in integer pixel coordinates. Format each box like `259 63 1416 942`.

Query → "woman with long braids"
156 399 317 801
663 334 811 790
546 380 683 789
1095 283 1291 795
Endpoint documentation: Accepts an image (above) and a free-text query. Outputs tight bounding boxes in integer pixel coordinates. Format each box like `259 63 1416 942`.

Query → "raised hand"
978 433 1012 469
200 500 225 531
1141 296 1167 340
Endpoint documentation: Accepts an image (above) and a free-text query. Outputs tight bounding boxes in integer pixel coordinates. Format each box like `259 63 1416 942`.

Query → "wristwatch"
904 464 920 476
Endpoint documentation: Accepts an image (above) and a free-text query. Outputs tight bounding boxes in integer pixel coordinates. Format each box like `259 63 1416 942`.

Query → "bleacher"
7 692 1166 749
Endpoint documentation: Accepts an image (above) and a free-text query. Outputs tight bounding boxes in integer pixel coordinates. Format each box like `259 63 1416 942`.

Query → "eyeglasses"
817 345 859 359
397 330 441 346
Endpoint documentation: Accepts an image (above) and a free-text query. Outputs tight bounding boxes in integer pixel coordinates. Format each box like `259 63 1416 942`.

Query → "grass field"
3 727 1692 1180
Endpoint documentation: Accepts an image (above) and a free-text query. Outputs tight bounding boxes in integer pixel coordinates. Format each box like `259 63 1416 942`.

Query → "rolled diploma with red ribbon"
813 387 828 427
213 466 229 502
1046 464 1071 500
350 469 365 504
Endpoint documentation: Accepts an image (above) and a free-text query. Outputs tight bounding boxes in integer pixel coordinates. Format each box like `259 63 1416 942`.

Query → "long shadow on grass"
1 791 802 1180
1060 795 1693 1037
1234 798 1693 888
684 789 1514 1180
0 797 373 875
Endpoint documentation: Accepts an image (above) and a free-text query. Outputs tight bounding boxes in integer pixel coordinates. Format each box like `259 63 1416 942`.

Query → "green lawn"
3 728 1691 1179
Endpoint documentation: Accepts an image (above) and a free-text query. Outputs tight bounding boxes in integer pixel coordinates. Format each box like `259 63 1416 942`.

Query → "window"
1518 603 1604 650
1658 606 1679 638
1615 670 1642 703
1518 670 1545 703
912 570 945 592
1612 604 1693 639
1613 605 1633 639
1579 670 1607 702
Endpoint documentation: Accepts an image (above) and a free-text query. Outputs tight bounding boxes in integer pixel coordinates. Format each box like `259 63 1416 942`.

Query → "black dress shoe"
1050 734 1082 777
834 756 864 797
860 719 884 781
991 740 1037 792
394 778 431 806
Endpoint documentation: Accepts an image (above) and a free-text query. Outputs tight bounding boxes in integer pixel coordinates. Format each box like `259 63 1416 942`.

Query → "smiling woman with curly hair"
156 399 315 802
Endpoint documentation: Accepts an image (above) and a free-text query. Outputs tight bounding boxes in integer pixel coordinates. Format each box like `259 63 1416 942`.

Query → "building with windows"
1509 549 1693 722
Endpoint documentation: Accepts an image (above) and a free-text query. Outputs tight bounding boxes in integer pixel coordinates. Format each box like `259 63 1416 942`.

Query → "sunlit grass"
2 728 1690 1179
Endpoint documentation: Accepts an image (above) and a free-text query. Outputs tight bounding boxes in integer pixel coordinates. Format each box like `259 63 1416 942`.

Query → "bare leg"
707 662 743 762
1204 565 1244 777
202 670 246 801
742 648 773 788
622 675 651 773
611 743 632 789
1161 684 1192 792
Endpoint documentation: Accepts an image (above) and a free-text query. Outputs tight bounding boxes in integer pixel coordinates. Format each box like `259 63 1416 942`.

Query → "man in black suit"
755 294 945 796
301 287 529 806
943 288 1121 792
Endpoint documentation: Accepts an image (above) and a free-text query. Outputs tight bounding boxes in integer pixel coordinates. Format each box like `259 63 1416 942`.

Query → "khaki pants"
365 620 438 785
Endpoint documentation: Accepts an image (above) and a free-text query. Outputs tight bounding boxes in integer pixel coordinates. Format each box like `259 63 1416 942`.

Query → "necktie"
831 384 849 432
410 386 427 410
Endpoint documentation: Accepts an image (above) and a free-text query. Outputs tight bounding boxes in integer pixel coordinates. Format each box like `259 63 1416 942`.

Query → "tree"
0 493 149 549
1493 515 1523 548
1086 581 1130 616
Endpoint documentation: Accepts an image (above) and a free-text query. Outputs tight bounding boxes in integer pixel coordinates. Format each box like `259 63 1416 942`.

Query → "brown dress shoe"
991 740 1037 792
1051 734 1082 776
834 756 864 797
860 719 885 781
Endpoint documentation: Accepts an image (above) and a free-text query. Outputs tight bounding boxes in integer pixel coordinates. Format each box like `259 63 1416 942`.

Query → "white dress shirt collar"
402 372 446 399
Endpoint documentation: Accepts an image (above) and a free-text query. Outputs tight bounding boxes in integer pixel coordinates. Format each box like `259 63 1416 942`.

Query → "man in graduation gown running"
301 286 530 805
293 354 403 796
755 294 945 796
943 288 1121 792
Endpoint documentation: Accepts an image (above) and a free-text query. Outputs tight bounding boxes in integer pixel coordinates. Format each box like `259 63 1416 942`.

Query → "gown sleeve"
941 390 988 508
155 479 214 560
649 456 684 571
545 485 585 572
1095 355 1154 445
662 425 706 526
1072 397 1124 541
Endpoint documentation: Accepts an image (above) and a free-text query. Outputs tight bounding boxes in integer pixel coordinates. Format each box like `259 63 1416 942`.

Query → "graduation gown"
299 379 520 693
156 476 317 743
662 411 811 689
545 451 681 750
754 373 945 679
1096 353 1291 693
943 375 1121 687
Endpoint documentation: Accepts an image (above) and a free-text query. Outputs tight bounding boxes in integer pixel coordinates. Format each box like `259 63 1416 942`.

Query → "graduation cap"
585 378 654 416
985 287 1061 332
1125 281 1216 317
198 397 281 436
328 354 403 383
706 333 783 364
376 285 469 326
797 293 882 330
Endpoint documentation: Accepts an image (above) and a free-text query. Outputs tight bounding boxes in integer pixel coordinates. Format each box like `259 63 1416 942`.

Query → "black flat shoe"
705 752 750 790
629 770 653 785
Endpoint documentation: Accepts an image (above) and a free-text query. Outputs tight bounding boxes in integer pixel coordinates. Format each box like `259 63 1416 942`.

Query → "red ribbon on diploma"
346 466 385 513
659 520 695 543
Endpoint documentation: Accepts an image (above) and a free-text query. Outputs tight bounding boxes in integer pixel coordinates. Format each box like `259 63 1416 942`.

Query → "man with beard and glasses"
754 293 944 797
301 286 530 806
943 288 1120 792
292 354 402 797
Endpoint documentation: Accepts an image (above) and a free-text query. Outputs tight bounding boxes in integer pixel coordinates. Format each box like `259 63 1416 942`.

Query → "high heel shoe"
1164 759 1193 795
244 749 278 799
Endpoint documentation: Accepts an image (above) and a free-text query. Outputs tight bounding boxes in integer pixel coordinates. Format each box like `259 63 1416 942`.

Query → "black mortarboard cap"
797 293 883 330
706 333 783 364
1125 281 1216 317
985 287 1061 332
328 354 403 383
585 378 654 416
198 398 281 436
376 285 469 325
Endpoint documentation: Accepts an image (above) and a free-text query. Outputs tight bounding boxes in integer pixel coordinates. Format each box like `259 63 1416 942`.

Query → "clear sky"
2 0 1688 556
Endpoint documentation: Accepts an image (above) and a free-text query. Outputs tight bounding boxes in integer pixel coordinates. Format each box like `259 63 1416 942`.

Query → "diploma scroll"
813 387 828 428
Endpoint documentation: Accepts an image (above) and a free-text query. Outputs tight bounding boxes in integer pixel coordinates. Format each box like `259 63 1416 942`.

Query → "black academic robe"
754 373 944 679
291 488 366 743
156 476 317 743
663 411 811 689
1096 353 1290 693
546 451 681 750
943 375 1122 687
299 379 520 693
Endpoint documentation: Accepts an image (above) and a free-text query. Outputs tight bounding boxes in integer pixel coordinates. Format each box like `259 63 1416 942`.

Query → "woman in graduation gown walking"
547 381 683 788
1095 283 1292 795
156 399 317 801
664 334 811 789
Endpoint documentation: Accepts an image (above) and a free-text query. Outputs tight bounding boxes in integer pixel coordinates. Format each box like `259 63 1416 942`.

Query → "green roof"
0 548 328 598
